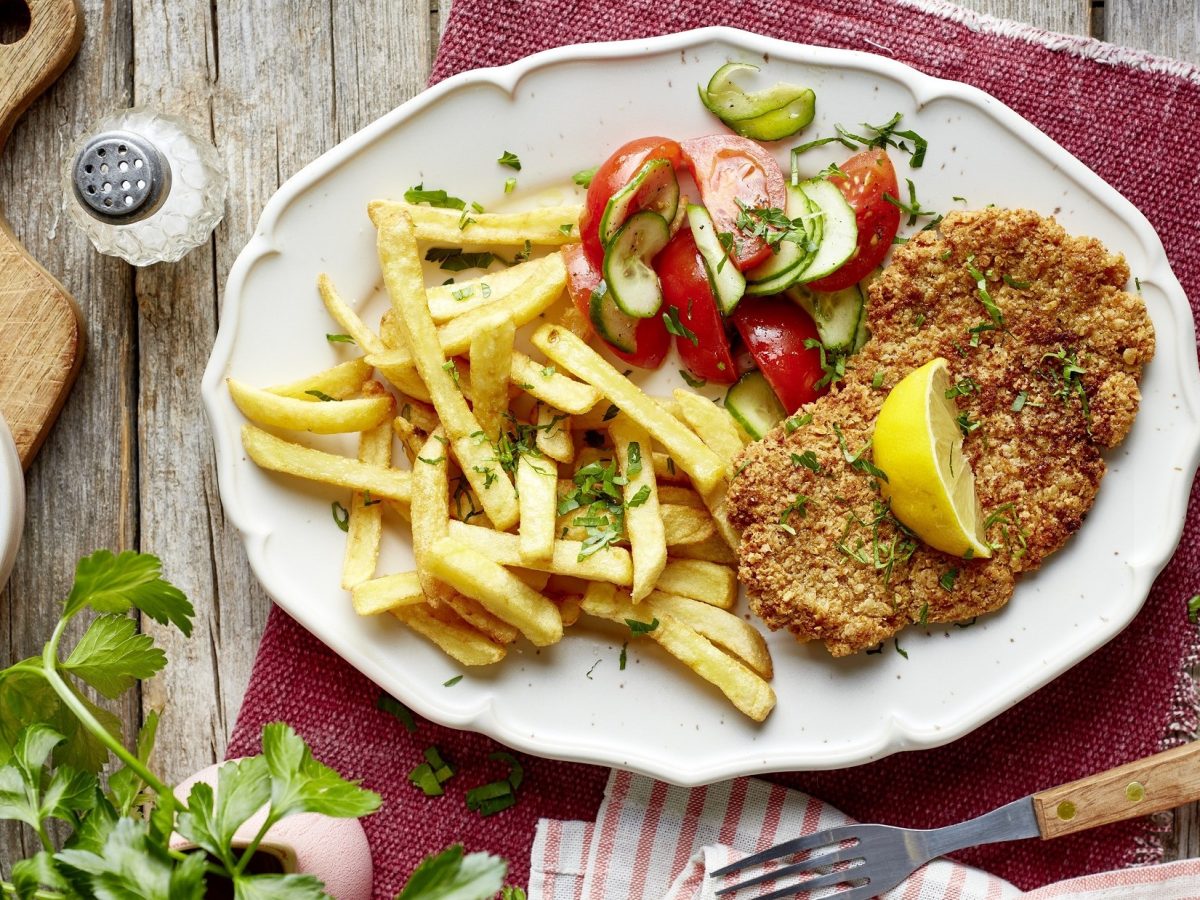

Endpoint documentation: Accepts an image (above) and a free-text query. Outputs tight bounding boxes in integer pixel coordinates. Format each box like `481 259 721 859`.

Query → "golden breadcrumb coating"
726 208 1154 656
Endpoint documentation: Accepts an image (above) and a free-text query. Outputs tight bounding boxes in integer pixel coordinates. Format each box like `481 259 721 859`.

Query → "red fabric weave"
229 2 1200 896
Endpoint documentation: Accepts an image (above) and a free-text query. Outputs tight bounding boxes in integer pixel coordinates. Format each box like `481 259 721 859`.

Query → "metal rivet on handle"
71 131 170 222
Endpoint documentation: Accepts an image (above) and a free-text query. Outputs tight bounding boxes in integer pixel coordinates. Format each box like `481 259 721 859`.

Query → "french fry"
267 358 373 400
317 274 386 354
351 571 423 616
229 378 393 434
392 603 506 666
610 417 665 602
469 309 515 443
669 534 738 566
447 521 634 585
534 404 574 464
424 536 563 646
242 426 411 502
703 487 741 552
581 583 774 722
510 353 601 414
513 569 552 591
442 595 520 645
572 396 679 431
672 390 744 466
411 428 455 606
655 559 738 609
517 453 558 563
375 206 520 530
532 327 725 490
657 485 706 508
395 396 439 433
645 590 772 678
391 416 425 464
653 452 691 485
342 403 391 589
426 256 557 323
369 200 582 245
660 505 716 547
554 594 583 627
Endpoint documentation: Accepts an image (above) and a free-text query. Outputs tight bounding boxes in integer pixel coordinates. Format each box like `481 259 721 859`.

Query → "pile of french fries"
228 198 775 721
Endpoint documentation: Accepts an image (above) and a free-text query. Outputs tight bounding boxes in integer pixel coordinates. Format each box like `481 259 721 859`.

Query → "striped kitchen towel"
528 770 1200 900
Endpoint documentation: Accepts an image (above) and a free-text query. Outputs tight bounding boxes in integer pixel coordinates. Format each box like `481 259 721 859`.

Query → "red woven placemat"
228 2 1200 896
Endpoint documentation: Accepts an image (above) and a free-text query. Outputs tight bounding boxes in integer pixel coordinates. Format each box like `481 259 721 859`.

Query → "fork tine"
710 825 861 877
713 845 865 895
747 869 870 900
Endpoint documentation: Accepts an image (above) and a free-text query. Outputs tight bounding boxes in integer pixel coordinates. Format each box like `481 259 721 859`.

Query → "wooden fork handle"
1033 741 1200 839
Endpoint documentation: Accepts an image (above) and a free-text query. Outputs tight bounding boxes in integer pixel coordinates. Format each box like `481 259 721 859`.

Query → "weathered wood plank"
1107 0 1200 65
926 0 1090 36
0 0 136 868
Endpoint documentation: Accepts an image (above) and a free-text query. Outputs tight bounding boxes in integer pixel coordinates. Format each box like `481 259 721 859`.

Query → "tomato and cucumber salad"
569 130 901 432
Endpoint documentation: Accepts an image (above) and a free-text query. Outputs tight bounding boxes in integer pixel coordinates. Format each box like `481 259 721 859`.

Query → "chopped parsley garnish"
790 111 928 168
679 369 707 389
466 752 523 817
418 453 446 465
835 499 915 585
918 602 929 627
627 485 651 508
783 412 813 434
663 305 698 345
1042 348 1090 420
832 423 888 483
586 659 601 679
377 692 417 731
1012 390 1028 413
481 282 493 298
442 360 461 386
1135 276 1143 292
778 493 810 535
883 178 938 227
945 376 978 399
497 150 522 171
443 675 463 687
405 183 466 209
871 370 886 390
716 231 736 271
326 333 355 344
734 200 817 253
626 441 643 477
983 503 1028 558
504 177 517 194
332 501 350 532
1188 595 1200 624
559 223 574 235
425 247 499 272
956 411 981 436
619 642 628 669
363 491 381 507
558 458 629 560
939 568 959 591
602 404 619 421
965 255 1004 327
803 338 847 390
626 617 660 635
305 389 337 402
572 166 598 188
1002 274 1031 289
791 450 821 473
451 286 474 302
893 638 909 659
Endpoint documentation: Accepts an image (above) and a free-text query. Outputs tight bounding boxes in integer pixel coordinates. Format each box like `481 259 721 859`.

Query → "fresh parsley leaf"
939 568 959 591
883 179 938 227
261 722 381 820
790 451 821 473
572 166 598 188
626 485 651 508
325 333 355 344
497 150 521 171
232 874 330 899
405 184 467 210
64 551 194 636
62 614 167 699
395 845 507 900
965 255 1004 327
57 816 198 900
332 501 350 532
663 306 698 345
626 618 659 635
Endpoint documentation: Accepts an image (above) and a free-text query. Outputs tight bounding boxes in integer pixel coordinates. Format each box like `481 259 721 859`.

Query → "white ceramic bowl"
0 413 23 588
203 28 1200 783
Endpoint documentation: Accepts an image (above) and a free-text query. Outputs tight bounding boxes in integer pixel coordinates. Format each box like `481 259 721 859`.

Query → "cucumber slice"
853 270 881 352
785 283 864 352
745 184 818 296
725 370 786 440
603 210 670 318
686 204 746 315
700 63 816 140
588 279 636 353
599 158 679 247
794 177 857 284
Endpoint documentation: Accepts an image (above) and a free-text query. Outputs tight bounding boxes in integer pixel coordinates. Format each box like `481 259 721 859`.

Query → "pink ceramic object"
170 759 373 898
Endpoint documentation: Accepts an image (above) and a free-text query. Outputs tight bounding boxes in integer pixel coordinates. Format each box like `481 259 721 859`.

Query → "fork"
713 741 1200 900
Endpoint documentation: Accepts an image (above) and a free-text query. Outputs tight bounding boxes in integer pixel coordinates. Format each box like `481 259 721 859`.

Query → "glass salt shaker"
62 107 227 266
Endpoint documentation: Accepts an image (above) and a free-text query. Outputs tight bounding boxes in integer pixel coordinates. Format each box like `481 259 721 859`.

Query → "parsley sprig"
790 111 928 169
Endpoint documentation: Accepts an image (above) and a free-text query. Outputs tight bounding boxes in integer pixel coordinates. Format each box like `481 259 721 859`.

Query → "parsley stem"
1 882 66 899
232 811 280 876
41 617 176 802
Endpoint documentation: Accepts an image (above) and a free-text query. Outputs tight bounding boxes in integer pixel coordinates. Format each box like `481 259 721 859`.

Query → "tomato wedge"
731 296 827 412
679 135 786 271
563 243 670 370
580 136 683 269
806 149 901 292
654 229 736 383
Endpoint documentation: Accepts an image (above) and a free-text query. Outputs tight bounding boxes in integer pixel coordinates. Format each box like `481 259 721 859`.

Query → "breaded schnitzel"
726 208 1154 656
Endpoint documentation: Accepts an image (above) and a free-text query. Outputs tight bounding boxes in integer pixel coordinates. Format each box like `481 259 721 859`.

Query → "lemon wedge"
872 358 991 558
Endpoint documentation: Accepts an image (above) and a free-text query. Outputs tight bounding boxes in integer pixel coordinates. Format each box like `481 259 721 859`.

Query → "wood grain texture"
0 0 85 466
1107 0 1200 65
944 0 1090 35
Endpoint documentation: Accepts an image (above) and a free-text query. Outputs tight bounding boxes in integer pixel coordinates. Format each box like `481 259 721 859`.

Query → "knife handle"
1032 741 1200 839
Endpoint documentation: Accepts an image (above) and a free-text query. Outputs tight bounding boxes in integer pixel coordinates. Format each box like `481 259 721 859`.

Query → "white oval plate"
0 413 24 588
203 27 1200 784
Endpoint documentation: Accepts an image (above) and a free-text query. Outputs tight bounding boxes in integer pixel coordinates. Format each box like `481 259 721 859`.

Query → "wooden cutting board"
0 0 85 469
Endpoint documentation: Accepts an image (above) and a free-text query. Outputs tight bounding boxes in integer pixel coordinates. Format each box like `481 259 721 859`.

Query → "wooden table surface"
2 0 1196 869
